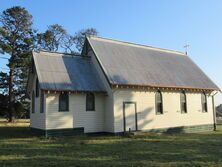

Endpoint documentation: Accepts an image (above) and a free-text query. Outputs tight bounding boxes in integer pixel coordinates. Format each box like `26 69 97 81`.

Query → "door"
123 102 137 132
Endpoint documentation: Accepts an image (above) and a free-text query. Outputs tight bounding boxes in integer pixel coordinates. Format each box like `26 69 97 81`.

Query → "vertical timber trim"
212 95 216 130
123 102 126 132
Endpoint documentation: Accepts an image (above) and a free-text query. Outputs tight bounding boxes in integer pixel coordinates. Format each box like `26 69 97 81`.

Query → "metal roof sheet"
88 36 219 90
33 51 105 92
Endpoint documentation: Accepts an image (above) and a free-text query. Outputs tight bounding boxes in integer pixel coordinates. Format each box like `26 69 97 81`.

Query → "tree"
61 34 77 54
0 71 8 93
38 26 98 53
37 24 66 52
0 6 35 122
0 94 8 117
74 28 98 52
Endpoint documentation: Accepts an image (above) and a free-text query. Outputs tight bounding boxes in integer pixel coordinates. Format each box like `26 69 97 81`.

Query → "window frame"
201 93 208 113
155 91 163 115
180 91 187 114
86 93 95 111
40 90 44 113
58 93 69 112
36 78 39 97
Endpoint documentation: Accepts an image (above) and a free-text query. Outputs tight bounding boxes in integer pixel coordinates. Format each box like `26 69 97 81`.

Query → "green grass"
0 121 222 167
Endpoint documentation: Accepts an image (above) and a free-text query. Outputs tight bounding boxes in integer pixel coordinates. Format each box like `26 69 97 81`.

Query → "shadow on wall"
45 92 73 129
112 75 191 133
42 71 187 133
137 107 154 130
43 82 106 131
115 102 154 132
112 74 155 132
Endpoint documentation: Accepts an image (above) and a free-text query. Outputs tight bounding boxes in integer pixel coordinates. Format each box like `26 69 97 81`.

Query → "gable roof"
87 36 219 91
33 51 105 93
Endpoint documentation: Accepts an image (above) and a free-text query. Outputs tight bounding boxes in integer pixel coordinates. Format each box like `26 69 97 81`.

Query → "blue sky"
0 0 222 105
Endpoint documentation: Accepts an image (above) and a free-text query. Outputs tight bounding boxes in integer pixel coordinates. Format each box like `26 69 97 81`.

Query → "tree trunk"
8 68 14 122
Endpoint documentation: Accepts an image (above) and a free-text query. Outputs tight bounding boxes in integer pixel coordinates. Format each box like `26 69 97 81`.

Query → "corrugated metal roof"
33 51 105 92
88 36 219 90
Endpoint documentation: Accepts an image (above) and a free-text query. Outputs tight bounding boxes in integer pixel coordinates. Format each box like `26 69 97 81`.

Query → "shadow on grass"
0 126 222 167
0 127 33 139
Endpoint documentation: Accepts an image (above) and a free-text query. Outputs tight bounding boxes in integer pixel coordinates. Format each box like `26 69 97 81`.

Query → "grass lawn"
0 120 222 167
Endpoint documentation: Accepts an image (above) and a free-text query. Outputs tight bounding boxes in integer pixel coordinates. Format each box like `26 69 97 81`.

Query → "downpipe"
211 91 221 131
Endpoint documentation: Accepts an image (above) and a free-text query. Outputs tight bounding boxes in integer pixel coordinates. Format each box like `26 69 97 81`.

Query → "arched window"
201 93 208 112
59 93 69 112
180 91 187 113
32 91 35 113
36 78 39 97
156 91 163 114
86 93 95 111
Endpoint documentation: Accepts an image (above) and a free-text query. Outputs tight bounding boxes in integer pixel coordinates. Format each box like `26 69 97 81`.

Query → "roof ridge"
38 50 81 57
88 36 186 56
33 50 91 59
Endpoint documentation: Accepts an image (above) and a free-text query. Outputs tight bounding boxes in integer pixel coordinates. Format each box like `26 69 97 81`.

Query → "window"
180 92 187 113
40 91 44 113
59 93 69 111
156 91 163 114
201 93 208 112
32 91 35 113
36 78 39 97
86 93 95 111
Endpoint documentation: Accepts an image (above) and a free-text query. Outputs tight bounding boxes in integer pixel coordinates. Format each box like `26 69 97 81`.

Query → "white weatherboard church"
27 36 220 136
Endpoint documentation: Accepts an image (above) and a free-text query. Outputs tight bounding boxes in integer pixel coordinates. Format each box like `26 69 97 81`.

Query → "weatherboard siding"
71 94 105 133
88 50 114 132
30 75 46 130
45 94 73 130
113 89 214 132
45 93 105 133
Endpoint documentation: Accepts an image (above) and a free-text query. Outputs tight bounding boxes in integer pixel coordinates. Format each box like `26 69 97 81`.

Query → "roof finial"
184 44 190 55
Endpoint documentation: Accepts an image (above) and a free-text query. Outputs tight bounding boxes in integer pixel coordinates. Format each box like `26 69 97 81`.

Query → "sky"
0 0 222 105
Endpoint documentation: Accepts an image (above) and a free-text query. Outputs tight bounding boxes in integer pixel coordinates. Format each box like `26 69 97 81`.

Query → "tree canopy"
37 24 66 52
37 25 98 53
0 6 98 121
0 6 35 121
